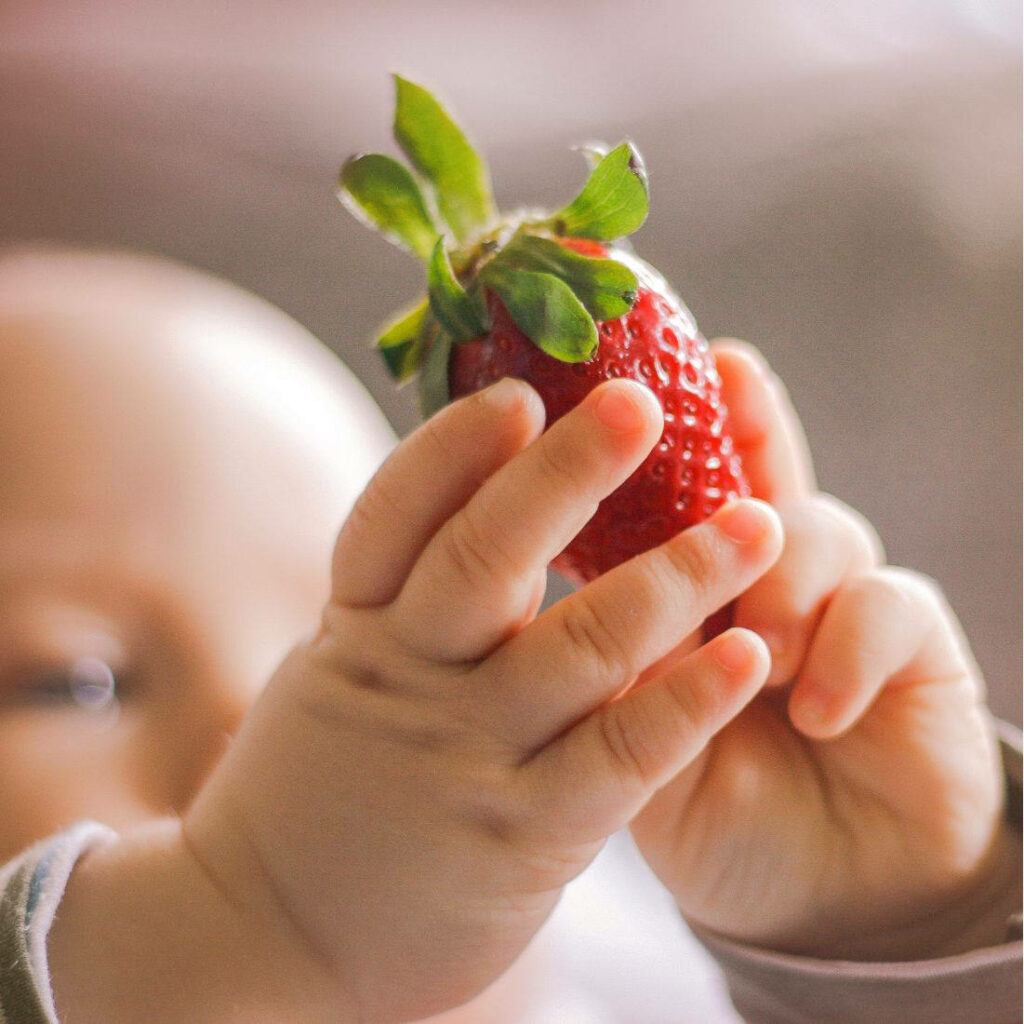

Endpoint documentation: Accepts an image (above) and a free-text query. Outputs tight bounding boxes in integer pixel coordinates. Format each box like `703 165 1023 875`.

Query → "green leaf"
374 298 428 382
393 76 497 243
544 142 649 241
481 266 597 362
338 153 439 261
427 238 486 342
418 322 454 419
488 233 637 321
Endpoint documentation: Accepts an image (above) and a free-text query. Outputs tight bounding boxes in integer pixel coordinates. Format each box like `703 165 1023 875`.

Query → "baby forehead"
0 247 300 385
0 247 395 564
0 247 394 462
0 282 212 517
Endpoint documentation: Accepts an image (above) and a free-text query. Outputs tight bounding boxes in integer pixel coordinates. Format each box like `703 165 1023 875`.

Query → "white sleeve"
0 823 117 1024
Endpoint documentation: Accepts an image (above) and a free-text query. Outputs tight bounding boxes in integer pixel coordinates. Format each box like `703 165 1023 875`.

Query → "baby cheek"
0 714 154 861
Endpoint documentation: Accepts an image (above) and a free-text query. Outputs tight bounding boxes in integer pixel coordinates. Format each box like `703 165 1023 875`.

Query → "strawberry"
339 76 749 587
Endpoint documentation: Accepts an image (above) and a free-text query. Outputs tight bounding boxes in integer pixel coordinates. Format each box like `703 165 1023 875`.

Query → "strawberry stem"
393 76 497 243
479 264 598 362
427 238 486 343
338 153 440 261
538 143 649 241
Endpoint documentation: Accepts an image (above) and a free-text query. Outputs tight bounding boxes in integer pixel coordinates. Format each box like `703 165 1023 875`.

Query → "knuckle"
662 673 706 740
657 528 717 607
846 566 944 618
561 593 633 683
442 510 499 586
427 751 539 857
480 769 578 866
462 762 528 836
417 416 450 465
813 494 886 565
885 567 947 612
342 490 375 538
705 744 762 813
841 566 892 606
599 707 659 790
536 431 591 495
347 470 398 535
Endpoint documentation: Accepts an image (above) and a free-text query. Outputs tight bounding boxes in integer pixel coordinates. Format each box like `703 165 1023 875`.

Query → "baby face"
0 250 394 861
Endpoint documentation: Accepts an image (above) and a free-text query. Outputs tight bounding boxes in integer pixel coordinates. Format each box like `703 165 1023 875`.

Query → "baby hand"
184 376 783 1021
631 342 1017 962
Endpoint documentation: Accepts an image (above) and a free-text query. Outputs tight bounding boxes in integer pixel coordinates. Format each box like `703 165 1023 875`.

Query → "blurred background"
4 0 1018 720
1 2 1020 1020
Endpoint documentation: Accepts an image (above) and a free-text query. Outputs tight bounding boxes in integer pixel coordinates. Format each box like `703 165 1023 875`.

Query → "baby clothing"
0 822 115 1024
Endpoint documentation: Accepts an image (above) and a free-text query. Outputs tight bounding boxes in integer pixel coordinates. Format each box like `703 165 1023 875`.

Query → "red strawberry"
451 246 747 583
339 77 749 587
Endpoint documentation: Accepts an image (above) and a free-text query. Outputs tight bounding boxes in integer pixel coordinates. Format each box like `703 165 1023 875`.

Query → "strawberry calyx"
337 76 651 417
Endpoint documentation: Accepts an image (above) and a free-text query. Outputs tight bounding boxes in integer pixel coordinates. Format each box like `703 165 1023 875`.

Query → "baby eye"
14 657 120 711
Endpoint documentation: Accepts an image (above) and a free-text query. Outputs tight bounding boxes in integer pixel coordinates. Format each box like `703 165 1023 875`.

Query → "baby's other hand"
185 375 783 1022
632 341 1018 962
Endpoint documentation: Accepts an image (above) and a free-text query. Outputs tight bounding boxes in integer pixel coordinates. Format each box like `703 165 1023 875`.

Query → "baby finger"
787 567 974 739
735 494 883 686
522 629 770 841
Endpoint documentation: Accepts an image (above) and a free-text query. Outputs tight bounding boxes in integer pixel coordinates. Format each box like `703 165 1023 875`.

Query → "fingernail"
716 499 773 544
713 631 755 672
482 376 527 411
592 381 655 432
